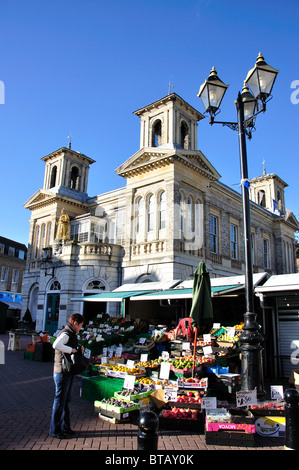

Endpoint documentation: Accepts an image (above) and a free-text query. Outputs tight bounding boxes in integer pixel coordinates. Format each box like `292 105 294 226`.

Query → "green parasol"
189 261 213 375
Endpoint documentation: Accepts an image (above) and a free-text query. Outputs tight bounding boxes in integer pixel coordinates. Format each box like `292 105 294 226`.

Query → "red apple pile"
162 407 199 420
176 391 202 404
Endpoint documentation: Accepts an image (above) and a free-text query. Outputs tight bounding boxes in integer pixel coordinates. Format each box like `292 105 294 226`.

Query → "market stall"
20 309 286 446
71 313 286 445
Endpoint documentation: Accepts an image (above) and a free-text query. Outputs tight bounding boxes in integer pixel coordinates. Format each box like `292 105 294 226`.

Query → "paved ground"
0 333 286 455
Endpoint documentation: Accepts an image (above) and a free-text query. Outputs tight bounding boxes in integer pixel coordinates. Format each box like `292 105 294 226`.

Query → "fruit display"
135 376 154 385
177 376 208 387
114 383 152 401
206 408 231 423
249 401 284 411
97 397 139 412
162 407 200 420
171 355 213 371
175 390 203 404
135 359 160 369
104 363 146 376
217 331 240 342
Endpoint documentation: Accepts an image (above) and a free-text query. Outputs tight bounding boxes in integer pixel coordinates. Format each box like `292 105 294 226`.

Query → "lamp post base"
239 311 265 399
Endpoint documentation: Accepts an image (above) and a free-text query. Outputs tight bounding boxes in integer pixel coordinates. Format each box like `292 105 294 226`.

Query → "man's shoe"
49 433 67 439
63 429 76 435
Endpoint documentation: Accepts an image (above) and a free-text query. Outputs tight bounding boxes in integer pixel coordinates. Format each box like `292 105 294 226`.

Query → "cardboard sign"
236 390 257 408
124 374 135 390
159 361 171 380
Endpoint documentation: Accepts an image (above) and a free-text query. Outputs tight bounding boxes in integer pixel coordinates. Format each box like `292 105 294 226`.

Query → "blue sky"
1 0 299 246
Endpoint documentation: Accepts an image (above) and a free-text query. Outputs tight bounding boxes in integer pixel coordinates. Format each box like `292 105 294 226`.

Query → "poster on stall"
159 361 171 380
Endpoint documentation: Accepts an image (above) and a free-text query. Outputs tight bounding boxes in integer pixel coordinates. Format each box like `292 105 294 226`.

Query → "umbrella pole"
192 326 198 378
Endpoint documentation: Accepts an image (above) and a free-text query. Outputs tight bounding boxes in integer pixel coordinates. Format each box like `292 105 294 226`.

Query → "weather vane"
168 81 175 95
262 159 266 175
67 133 73 149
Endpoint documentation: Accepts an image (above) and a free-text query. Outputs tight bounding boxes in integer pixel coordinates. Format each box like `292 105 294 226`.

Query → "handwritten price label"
236 390 257 408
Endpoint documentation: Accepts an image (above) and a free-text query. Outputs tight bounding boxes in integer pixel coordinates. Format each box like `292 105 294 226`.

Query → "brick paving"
0 333 285 453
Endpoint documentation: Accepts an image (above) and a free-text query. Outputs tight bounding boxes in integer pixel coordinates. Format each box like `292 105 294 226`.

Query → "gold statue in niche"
56 208 70 240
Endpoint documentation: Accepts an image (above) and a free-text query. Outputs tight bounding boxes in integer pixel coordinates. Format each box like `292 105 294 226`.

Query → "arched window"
147 194 154 232
136 197 143 235
152 120 162 147
158 191 166 230
187 196 195 233
179 192 185 232
69 166 80 190
180 121 189 149
86 280 106 290
40 224 46 254
33 225 40 259
258 190 266 207
46 222 52 246
49 280 61 291
277 190 282 211
50 166 57 188
195 199 203 239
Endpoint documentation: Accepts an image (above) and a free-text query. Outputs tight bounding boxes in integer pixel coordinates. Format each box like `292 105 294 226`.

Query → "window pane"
159 192 166 230
210 216 218 253
147 195 154 232
230 224 238 259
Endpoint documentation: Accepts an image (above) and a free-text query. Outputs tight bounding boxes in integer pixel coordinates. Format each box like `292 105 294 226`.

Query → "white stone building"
21 93 299 334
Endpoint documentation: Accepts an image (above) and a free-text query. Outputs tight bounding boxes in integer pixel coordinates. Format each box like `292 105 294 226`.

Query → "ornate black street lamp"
197 53 279 397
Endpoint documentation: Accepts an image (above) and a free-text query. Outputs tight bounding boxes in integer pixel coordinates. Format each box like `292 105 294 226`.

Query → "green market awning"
71 290 155 302
130 284 243 301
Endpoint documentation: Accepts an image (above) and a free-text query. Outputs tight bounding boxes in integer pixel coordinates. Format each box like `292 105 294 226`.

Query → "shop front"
255 273 299 380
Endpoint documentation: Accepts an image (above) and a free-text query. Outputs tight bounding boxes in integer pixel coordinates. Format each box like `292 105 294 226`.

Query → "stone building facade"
21 93 299 334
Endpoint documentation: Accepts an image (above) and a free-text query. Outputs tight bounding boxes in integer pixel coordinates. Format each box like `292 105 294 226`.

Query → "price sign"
203 345 213 356
182 342 190 350
140 353 148 362
212 323 221 329
115 346 122 357
236 390 257 408
227 327 235 337
203 334 211 343
139 337 146 344
201 397 217 409
164 386 178 402
126 359 135 369
101 356 107 364
84 348 91 359
124 374 135 390
159 361 170 380
161 351 169 360
271 385 284 400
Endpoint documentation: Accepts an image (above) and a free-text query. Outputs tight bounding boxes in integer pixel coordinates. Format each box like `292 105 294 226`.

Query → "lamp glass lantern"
241 83 257 121
245 52 279 103
197 66 229 116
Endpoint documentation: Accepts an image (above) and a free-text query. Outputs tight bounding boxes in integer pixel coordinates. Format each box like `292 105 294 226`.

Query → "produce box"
254 416 285 437
159 407 204 431
177 377 208 389
205 409 256 447
24 351 35 360
216 340 235 348
114 390 152 402
205 429 255 446
249 401 285 416
98 409 139 424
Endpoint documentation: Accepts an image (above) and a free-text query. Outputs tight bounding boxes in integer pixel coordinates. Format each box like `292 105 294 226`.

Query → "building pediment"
24 189 56 210
115 147 221 181
24 188 89 211
284 211 299 230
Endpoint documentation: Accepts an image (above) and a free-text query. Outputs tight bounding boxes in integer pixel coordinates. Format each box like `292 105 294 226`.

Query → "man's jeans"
49 372 74 436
